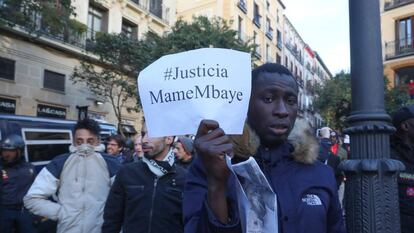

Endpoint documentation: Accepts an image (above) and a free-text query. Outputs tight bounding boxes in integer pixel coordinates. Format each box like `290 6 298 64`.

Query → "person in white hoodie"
24 118 120 233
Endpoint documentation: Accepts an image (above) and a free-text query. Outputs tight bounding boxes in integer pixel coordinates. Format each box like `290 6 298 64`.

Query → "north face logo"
302 194 322 206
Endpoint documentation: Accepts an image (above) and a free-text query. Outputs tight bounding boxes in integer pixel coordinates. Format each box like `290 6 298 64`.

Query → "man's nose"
272 100 289 117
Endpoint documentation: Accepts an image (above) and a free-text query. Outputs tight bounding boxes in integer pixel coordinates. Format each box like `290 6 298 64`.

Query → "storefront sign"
0 98 16 114
37 104 66 119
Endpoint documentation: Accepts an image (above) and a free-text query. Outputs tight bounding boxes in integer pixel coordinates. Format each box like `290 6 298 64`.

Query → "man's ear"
401 121 409 131
165 136 174 146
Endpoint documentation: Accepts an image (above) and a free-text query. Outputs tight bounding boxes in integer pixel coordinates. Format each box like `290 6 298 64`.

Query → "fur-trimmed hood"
230 119 319 164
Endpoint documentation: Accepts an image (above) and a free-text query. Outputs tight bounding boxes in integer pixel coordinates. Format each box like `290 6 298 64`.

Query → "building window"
122 19 138 39
253 2 261 28
253 31 261 58
397 17 412 50
266 17 272 40
87 6 105 40
237 16 244 41
150 0 163 19
44 70 65 92
266 44 270 62
266 1 270 11
276 8 279 23
285 56 288 66
277 30 282 49
0 57 15 80
276 54 281 64
237 0 247 14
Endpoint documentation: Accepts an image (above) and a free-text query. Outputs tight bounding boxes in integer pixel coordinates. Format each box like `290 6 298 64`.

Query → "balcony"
277 39 283 50
254 48 262 59
384 0 414 11
0 12 91 51
237 31 247 42
237 0 248 14
265 29 273 40
253 16 261 28
285 42 304 65
297 76 304 88
385 38 414 60
128 0 168 24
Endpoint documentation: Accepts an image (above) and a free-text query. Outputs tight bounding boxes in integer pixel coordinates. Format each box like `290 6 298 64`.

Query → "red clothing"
331 144 339 155
408 82 414 96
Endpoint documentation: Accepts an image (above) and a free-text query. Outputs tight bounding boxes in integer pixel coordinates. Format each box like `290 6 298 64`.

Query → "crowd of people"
0 63 413 233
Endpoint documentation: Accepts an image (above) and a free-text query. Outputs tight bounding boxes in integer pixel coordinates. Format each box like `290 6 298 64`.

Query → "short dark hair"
252 63 298 91
107 135 126 148
73 118 101 137
392 104 414 130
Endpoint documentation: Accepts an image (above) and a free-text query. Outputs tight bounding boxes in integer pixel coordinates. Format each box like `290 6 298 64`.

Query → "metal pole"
342 0 404 232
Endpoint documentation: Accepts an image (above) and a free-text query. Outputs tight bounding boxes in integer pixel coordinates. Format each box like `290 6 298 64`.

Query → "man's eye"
287 97 297 105
263 97 273 103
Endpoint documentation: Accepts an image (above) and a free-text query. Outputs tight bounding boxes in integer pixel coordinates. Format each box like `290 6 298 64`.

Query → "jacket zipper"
81 156 87 233
147 177 159 233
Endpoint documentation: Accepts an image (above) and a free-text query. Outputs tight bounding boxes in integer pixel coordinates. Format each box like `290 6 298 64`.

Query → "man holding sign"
183 63 345 233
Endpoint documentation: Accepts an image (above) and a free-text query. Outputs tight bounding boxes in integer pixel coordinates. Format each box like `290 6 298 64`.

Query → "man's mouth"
142 146 152 153
269 124 289 135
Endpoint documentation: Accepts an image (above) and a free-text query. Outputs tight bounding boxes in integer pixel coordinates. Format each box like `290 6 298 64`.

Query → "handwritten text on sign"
138 48 251 138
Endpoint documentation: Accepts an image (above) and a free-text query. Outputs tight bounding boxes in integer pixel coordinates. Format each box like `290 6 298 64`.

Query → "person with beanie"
173 137 194 170
390 104 414 233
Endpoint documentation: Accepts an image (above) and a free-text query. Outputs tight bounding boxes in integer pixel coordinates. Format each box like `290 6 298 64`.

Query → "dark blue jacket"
1 160 36 208
183 143 345 233
390 135 414 233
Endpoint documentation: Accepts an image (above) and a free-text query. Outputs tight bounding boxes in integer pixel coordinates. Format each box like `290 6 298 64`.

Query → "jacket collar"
230 119 319 165
254 143 293 167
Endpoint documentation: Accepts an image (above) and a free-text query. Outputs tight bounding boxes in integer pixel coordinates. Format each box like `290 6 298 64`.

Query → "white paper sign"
137 48 251 137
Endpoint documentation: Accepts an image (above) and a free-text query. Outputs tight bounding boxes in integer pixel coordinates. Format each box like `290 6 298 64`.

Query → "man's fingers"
214 144 233 157
208 134 230 146
196 120 219 138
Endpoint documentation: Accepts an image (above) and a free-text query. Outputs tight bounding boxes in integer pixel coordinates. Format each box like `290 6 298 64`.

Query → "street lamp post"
342 0 405 232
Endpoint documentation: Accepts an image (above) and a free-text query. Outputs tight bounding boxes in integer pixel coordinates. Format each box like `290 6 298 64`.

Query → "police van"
0 114 117 168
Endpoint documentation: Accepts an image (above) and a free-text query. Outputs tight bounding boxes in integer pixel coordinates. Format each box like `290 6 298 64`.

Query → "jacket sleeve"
23 167 61 220
183 157 242 233
327 170 346 233
102 167 125 233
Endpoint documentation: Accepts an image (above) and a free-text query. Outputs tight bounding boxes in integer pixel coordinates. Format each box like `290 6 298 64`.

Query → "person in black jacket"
0 134 37 233
390 104 414 233
102 123 186 233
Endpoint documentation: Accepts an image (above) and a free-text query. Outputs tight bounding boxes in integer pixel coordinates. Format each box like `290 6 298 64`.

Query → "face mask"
69 144 96 156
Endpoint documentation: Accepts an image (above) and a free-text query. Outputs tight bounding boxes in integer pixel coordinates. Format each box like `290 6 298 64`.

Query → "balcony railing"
237 31 247 42
266 29 273 40
385 38 414 60
129 0 167 24
285 42 304 65
237 0 248 13
384 0 414 10
0 12 92 51
277 39 283 50
254 48 262 59
253 16 261 28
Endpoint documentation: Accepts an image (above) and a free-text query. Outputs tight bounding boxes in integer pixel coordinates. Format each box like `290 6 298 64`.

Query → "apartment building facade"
176 0 285 67
283 16 332 129
0 0 175 132
381 0 414 87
